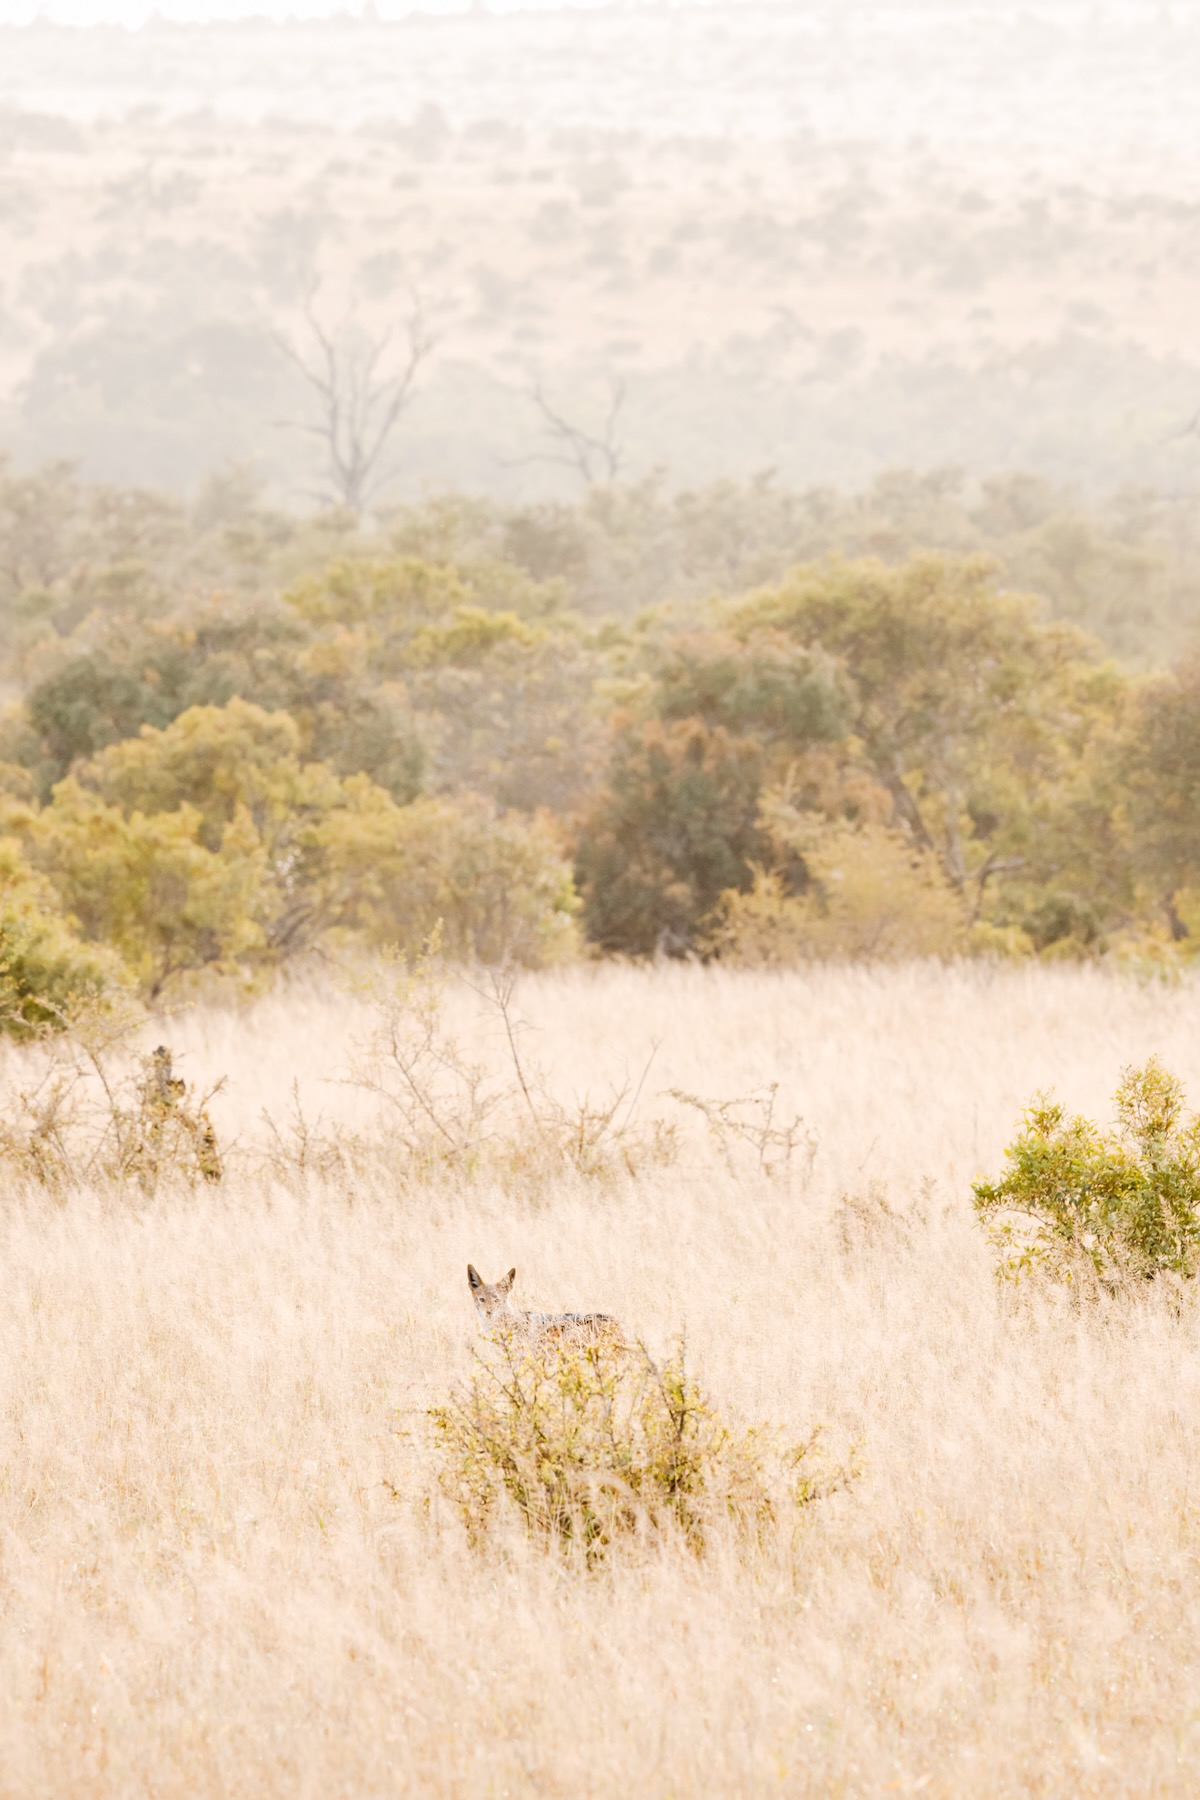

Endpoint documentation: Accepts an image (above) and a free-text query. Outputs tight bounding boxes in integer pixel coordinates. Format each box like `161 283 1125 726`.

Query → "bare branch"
510 373 628 486
272 284 440 511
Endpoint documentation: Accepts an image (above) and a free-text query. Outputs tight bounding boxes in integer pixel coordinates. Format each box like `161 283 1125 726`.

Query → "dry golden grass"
3 962 1200 1796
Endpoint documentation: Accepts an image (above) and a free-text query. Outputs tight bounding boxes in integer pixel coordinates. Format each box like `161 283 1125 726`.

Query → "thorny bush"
0 992 222 1192
669 1080 817 1183
345 938 676 1185
430 1334 850 1566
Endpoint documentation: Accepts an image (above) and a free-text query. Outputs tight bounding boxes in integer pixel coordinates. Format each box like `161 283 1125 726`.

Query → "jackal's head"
467 1263 517 1323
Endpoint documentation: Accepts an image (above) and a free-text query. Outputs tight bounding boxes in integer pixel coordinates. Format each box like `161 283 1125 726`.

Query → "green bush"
0 839 124 1035
575 717 766 956
431 1335 843 1565
973 1059 1200 1286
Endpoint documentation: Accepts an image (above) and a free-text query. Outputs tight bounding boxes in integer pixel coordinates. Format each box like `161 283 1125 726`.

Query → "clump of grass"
973 1057 1200 1287
0 993 223 1192
430 1335 848 1566
346 941 677 1187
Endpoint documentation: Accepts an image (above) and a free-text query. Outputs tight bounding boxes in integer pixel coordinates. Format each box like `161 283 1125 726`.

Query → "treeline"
0 455 1198 1020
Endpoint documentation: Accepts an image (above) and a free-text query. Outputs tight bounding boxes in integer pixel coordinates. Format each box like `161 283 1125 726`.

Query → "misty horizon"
2 0 1199 507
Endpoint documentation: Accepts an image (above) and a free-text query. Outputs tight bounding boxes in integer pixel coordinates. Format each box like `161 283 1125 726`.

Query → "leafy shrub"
31 778 264 998
708 813 966 965
0 839 123 1034
973 1059 1200 1286
354 792 581 968
430 1335 843 1565
575 716 765 956
1021 890 1102 957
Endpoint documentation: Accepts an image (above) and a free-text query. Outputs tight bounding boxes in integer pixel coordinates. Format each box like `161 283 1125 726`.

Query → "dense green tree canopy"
2 460 1200 1019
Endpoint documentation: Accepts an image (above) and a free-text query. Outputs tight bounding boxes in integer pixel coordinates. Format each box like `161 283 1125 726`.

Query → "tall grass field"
2 962 1200 1797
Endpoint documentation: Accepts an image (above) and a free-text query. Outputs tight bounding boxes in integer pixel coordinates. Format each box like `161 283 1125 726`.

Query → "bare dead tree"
510 373 627 486
273 287 437 511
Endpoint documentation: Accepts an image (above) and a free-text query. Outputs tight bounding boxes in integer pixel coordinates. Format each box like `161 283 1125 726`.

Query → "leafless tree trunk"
512 373 627 486
274 288 436 511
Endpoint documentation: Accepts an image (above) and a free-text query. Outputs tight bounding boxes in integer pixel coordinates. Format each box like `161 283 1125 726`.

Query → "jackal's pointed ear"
499 1267 516 1296
467 1264 483 1292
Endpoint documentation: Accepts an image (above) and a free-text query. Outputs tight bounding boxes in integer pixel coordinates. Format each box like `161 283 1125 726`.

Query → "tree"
514 373 627 487
733 554 1122 912
1120 655 1200 942
284 554 605 814
0 837 122 1032
73 698 366 960
707 811 966 966
31 782 263 999
24 699 580 985
81 697 310 848
575 718 766 956
19 604 424 803
283 555 469 630
653 627 850 753
320 790 581 967
274 289 436 511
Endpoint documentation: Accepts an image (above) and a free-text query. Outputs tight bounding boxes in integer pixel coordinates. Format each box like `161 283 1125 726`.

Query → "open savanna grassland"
2 961 1200 1797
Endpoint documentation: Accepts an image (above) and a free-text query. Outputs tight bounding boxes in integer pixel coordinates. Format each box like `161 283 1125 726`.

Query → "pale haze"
2 1 1199 499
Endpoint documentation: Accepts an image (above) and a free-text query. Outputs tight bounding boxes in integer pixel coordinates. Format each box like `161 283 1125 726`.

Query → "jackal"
466 1264 624 1345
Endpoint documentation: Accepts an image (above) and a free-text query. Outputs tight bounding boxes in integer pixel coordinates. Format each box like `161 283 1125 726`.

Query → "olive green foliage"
12 699 577 997
1120 655 1200 945
0 840 121 1034
710 809 967 965
4 457 1200 987
578 553 1127 958
30 779 262 998
973 1060 1200 1286
734 553 1120 902
575 717 765 955
19 608 423 802
654 628 851 747
282 552 605 814
363 794 579 966
431 1335 839 1564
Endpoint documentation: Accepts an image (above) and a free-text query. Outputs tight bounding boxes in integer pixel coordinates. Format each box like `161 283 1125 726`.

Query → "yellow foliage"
402 605 540 669
711 817 967 965
341 792 581 968
283 556 470 625
31 781 264 996
967 920 1035 959
0 836 124 1030
1174 888 1200 950
81 699 308 850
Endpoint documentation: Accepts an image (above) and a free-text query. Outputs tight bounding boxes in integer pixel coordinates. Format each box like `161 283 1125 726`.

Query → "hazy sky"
1 0 627 21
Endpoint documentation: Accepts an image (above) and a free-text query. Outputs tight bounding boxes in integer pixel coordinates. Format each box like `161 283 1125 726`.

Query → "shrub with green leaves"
973 1059 1200 1286
0 839 124 1035
431 1336 843 1565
